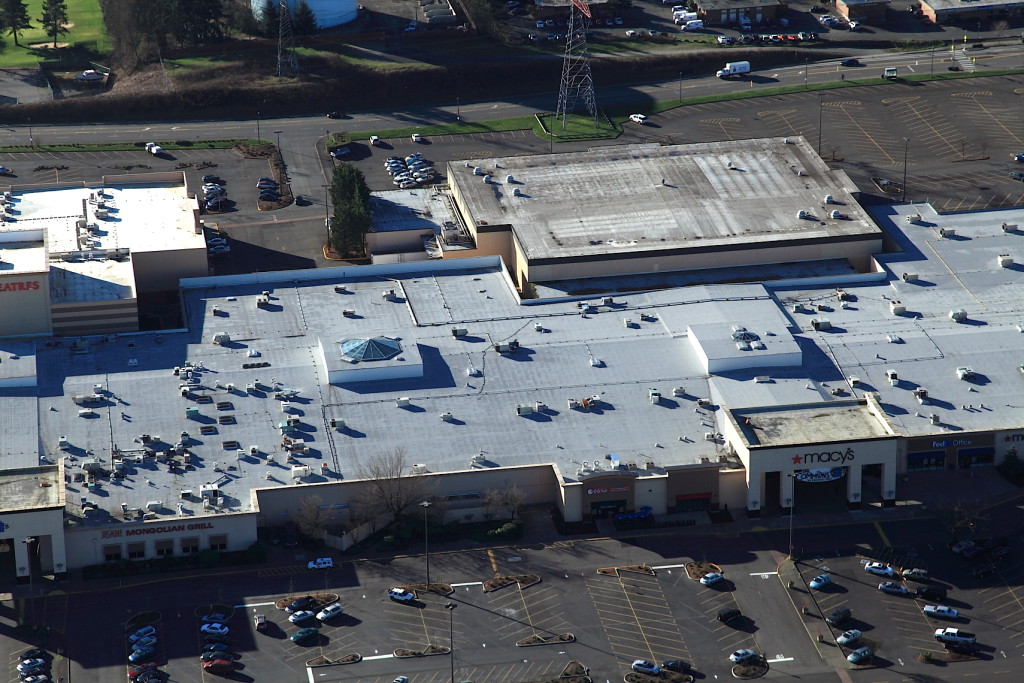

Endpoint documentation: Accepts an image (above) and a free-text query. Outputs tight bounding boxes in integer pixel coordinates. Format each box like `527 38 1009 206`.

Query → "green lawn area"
0 0 108 68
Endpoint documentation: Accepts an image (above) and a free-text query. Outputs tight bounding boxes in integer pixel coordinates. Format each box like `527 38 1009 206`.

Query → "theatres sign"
0 281 40 292
101 522 214 539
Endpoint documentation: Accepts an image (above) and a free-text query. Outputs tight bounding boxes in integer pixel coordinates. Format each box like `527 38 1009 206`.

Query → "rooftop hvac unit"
939 228 956 238
506 175 515 183
342 309 355 317
998 254 1014 268
281 402 293 413
451 326 468 337
382 289 396 301
471 453 486 463
439 411 453 421
466 366 480 377
589 357 603 367
145 500 162 511
513 188 522 197
185 407 200 418
830 210 843 219
901 272 919 282
956 366 975 380
824 194 835 204
848 376 861 386
334 284 348 293
887 334 902 343
890 300 906 315
649 388 661 404
211 332 230 345
811 318 832 331
291 465 310 480
534 322 544 332
256 296 270 308
949 309 967 322
483 175 491 184
797 210 809 219
623 318 635 328
836 288 850 301
76 218 87 229
753 376 772 383
704 432 716 441
1002 223 1018 233
736 341 751 350
567 398 580 409
929 414 940 425
473 166 484 175
913 387 929 403
673 386 686 396
396 396 411 407
830 387 845 396
516 403 535 415
329 417 344 429
412 464 429 474
906 214 922 224
697 398 711 406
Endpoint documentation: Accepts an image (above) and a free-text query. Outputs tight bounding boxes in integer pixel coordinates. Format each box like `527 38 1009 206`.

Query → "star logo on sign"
792 455 803 464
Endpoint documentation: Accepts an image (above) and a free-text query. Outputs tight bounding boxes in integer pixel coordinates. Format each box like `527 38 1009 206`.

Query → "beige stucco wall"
367 229 435 255
0 271 52 336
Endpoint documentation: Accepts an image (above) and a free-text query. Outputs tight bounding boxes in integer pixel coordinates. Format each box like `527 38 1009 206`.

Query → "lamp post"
456 97 461 122
273 130 282 152
678 71 683 103
256 111 261 144
804 58 808 89
27 117 33 148
421 500 432 585
902 137 910 203
445 602 457 682
322 184 331 248
786 474 796 560
817 94 824 157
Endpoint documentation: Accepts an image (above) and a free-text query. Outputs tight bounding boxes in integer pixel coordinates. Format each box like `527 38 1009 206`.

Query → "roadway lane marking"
234 601 275 608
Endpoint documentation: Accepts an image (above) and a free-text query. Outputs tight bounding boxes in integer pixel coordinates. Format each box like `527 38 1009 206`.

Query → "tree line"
0 0 70 48
96 0 319 72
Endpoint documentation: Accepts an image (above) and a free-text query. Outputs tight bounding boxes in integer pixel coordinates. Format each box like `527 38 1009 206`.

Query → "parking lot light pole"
445 602 456 682
322 184 331 247
817 94 824 157
678 71 683 103
902 137 910 203
273 130 282 152
27 117 33 148
786 474 795 560
256 111 261 144
421 500 432 586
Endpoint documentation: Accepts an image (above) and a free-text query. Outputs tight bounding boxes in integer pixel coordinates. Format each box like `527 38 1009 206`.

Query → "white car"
836 629 861 645
288 610 316 624
923 605 959 619
393 678 409 683
629 113 648 124
399 180 418 189
76 69 104 81
316 603 344 621
369 135 381 146
878 581 909 595
730 648 758 663
631 659 660 674
200 623 229 635
307 557 333 570
411 133 424 143
700 572 724 586
389 587 415 602
864 562 895 577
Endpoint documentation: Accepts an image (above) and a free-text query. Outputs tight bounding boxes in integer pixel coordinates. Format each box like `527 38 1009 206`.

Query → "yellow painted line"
487 548 498 574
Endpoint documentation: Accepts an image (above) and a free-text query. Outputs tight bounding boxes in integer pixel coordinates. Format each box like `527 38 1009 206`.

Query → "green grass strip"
0 139 255 153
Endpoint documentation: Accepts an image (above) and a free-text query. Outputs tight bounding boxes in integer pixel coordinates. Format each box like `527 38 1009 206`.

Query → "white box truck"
716 61 750 78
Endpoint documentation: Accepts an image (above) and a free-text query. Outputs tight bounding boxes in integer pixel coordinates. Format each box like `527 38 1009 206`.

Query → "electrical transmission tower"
277 0 299 78
555 0 598 127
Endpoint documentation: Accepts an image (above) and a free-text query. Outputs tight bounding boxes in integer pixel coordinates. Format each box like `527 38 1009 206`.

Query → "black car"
287 596 316 614
201 175 221 184
19 649 47 661
840 58 860 67
991 545 1013 560
663 659 691 673
259 192 280 201
916 585 947 601
326 111 347 119
973 563 996 578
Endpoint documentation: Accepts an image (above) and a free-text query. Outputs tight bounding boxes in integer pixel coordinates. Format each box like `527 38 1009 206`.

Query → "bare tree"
482 483 527 520
482 489 503 521
355 447 431 519
502 483 527 520
294 494 327 539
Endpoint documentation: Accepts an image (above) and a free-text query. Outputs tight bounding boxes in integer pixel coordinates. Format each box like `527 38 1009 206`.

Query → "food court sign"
794 468 845 483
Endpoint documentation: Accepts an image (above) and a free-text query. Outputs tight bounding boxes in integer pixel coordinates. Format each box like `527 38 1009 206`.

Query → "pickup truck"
144 142 164 156
934 628 975 645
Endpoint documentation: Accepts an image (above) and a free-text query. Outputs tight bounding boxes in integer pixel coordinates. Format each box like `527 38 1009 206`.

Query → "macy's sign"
791 448 855 465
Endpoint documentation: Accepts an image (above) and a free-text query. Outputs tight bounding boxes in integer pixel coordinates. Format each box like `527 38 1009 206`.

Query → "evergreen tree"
329 164 371 257
39 0 69 48
258 0 278 38
0 0 31 47
291 0 317 36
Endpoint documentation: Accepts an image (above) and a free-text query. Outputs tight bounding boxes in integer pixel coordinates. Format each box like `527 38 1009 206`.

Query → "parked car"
326 111 347 119
389 588 416 602
951 540 976 554
202 634 230 644
201 174 221 184
973 563 997 578
864 562 895 577
20 676 49 683
201 613 228 623
826 607 851 626
254 614 267 632
202 659 235 674
370 136 381 146
878 581 909 595
399 180 418 189
923 605 959 619
809 574 831 589
132 637 157 650
847 647 873 664
629 113 648 124
836 629 862 645
290 627 319 644
1011 170 1024 182
700 572 725 586
662 659 691 673
204 643 231 652
288 610 316 624
17 660 48 673
902 568 929 581
0 166 13 175
631 660 660 674
208 245 231 255
317 603 345 621
411 133 424 143
1014 153 1024 162
330 147 351 159
129 626 157 641
19 650 47 661
405 152 423 161
991 545 1013 560
200 623 229 635
961 545 987 560
916 585 948 601
207 238 228 247
392 678 409 683
128 648 155 663
287 596 317 613
730 648 758 663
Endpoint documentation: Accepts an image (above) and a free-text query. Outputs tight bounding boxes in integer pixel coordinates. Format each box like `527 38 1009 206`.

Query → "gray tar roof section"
448 138 877 262
369 189 455 234
730 400 892 448
0 466 61 512
923 0 1021 11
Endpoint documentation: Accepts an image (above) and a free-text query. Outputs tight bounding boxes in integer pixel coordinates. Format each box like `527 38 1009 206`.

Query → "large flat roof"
0 466 61 512
731 400 891 448
448 138 879 263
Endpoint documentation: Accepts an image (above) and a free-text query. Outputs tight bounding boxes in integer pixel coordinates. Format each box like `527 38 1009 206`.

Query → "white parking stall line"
766 656 795 663
451 581 483 587
651 564 686 570
234 601 276 608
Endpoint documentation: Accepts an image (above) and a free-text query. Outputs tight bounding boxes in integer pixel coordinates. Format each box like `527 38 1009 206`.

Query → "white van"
683 19 704 31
